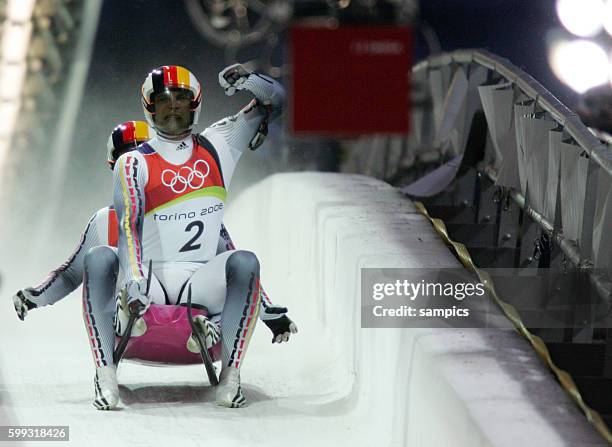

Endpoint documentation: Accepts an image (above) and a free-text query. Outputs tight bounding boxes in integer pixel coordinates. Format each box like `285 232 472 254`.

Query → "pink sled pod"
116 304 221 366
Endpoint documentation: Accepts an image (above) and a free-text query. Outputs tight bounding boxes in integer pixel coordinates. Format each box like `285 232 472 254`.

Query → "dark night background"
416 0 569 101
78 0 571 161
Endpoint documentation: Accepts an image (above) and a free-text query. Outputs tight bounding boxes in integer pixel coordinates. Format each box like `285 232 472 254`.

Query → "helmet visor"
153 87 195 108
152 87 196 135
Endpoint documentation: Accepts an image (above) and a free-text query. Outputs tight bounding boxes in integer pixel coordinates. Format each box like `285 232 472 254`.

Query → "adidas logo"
176 141 188 151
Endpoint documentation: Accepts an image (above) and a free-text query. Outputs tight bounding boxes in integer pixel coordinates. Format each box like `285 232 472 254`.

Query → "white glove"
218 63 252 96
13 288 37 321
125 279 149 316
261 306 298 343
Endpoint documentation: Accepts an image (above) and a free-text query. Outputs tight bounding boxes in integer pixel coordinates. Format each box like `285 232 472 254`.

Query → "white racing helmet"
141 65 202 131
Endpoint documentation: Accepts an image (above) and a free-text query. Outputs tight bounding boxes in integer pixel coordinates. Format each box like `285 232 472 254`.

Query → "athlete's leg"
186 251 261 368
82 246 118 369
218 224 272 309
81 245 119 410
185 250 261 407
82 248 164 410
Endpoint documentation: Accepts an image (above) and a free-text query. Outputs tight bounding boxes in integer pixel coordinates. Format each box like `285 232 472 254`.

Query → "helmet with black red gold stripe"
106 120 153 170
141 65 202 134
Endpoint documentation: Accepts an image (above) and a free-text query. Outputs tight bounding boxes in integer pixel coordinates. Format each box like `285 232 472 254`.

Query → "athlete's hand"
125 279 150 316
219 63 252 96
12 288 37 321
261 306 298 343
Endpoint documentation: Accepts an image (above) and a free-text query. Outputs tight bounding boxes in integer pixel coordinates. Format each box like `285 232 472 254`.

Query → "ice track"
0 173 606 447
0 173 391 447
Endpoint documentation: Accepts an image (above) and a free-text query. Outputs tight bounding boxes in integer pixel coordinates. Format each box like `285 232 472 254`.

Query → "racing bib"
138 138 226 262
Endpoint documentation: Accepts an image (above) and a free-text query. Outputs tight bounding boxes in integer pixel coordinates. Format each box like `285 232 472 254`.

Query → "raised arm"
219 64 285 120
201 64 286 175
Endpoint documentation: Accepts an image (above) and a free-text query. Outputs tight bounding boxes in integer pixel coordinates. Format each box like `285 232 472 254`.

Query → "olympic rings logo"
161 160 210 194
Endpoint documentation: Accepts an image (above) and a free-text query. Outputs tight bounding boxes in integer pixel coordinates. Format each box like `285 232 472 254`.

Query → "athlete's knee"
84 246 119 276
226 250 260 277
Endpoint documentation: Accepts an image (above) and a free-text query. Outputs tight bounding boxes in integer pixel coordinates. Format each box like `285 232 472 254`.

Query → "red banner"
290 24 412 136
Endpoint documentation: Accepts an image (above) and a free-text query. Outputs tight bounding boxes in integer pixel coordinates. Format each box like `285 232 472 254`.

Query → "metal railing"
413 49 612 176
408 49 611 305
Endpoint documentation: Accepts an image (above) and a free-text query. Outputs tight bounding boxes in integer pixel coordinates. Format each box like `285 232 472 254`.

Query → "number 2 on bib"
180 220 204 252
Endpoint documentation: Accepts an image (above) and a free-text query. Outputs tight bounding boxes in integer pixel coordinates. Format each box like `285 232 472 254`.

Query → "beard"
155 114 191 136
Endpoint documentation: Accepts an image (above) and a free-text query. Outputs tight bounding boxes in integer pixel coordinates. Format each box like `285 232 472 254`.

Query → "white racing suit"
87 72 285 374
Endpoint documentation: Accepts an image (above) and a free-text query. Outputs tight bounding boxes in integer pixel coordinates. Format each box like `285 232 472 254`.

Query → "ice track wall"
225 172 606 447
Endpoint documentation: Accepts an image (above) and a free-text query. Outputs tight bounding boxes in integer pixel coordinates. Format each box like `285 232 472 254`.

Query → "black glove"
261 306 298 343
13 289 37 321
